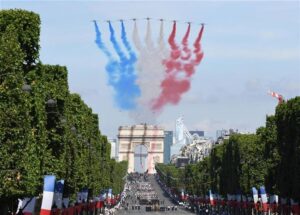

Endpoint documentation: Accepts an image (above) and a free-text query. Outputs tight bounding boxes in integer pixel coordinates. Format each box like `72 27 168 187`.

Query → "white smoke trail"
131 20 168 123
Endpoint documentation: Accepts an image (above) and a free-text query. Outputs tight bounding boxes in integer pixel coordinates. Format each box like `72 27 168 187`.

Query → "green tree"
276 97 300 201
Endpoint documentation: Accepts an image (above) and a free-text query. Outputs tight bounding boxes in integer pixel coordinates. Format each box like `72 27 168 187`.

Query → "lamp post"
0 73 32 93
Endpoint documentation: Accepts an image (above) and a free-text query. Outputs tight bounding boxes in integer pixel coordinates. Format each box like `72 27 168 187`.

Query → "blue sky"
2 1 300 138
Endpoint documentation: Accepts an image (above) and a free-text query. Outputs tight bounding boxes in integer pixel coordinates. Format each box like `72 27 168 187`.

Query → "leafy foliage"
0 9 127 204
156 97 300 201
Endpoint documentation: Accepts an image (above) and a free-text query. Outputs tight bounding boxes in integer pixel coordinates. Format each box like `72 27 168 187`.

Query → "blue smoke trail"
93 21 111 58
94 21 140 110
121 21 136 62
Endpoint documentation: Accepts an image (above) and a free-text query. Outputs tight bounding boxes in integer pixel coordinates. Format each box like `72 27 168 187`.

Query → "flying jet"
144 17 151 20
131 18 137 21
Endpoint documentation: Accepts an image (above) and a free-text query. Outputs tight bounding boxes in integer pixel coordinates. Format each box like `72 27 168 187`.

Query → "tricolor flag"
209 190 216 206
259 186 268 212
17 197 36 215
81 188 88 202
181 189 184 201
107 188 112 204
53 180 64 209
62 198 69 208
252 187 258 204
40 175 56 215
76 192 82 203
269 195 278 212
269 195 278 204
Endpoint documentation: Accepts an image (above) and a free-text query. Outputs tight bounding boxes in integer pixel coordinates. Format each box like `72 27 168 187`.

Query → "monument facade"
118 124 164 174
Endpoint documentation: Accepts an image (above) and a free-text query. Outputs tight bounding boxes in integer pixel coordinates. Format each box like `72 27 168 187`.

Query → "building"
171 117 213 164
163 131 173 164
216 129 239 144
108 138 118 160
189 130 204 137
118 124 164 174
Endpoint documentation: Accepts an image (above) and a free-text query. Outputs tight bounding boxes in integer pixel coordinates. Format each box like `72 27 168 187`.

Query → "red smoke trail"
162 22 181 76
182 24 204 77
151 24 205 111
181 24 192 61
193 24 205 64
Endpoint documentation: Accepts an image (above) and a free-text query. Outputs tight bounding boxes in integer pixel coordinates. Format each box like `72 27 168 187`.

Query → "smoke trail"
93 21 111 58
108 22 140 110
181 24 192 61
120 21 135 61
94 21 140 110
131 20 168 122
193 24 205 63
151 24 205 111
108 22 127 61
168 22 181 60
132 21 142 51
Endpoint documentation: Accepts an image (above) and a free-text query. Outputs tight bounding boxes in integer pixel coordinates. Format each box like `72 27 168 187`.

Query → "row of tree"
0 8 128 206
156 97 300 201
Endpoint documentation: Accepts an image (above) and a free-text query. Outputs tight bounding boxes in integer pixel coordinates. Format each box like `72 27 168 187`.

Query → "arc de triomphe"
118 124 164 174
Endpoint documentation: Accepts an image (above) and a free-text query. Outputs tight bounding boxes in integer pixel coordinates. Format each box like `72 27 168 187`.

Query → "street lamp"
21 83 32 93
71 126 77 134
0 73 32 93
46 99 57 108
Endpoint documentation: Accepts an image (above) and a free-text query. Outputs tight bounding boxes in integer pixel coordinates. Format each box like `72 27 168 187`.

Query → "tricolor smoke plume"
151 23 205 111
131 20 168 122
94 21 140 110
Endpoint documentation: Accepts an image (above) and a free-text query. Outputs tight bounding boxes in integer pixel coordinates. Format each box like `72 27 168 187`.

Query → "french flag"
252 187 258 204
107 188 112 204
18 197 36 215
81 188 89 202
40 175 56 215
259 186 268 212
209 190 216 206
269 195 278 212
54 180 64 209
62 198 69 208
181 189 184 201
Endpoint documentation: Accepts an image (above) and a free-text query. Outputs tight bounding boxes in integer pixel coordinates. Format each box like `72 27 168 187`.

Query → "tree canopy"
0 9 127 205
156 97 300 201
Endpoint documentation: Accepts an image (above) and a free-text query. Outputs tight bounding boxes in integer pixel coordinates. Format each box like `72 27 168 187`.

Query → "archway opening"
134 144 148 173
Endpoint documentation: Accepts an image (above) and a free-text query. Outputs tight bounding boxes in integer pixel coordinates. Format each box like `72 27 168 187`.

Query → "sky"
2 0 300 139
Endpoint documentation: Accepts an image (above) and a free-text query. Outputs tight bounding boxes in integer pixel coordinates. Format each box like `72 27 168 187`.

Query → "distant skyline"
2 1 300 138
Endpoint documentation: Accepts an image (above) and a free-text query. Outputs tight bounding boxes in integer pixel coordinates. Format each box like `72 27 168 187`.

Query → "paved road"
116 174 193 215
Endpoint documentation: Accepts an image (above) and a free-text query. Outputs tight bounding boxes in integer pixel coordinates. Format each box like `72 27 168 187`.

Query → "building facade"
108 138 118 160
118 124 164 174
189 130 204 137
163 131 173 164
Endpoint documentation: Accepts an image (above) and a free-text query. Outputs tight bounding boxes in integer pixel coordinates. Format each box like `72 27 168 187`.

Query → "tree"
257 115 280 194
0 9 40 71
276 97 300 201
0 10 128 209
